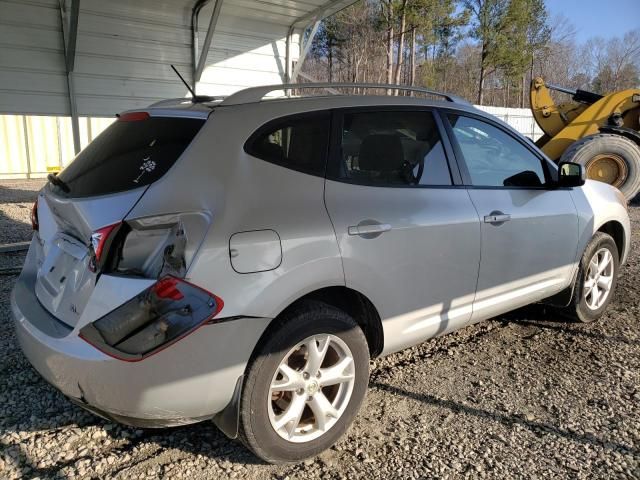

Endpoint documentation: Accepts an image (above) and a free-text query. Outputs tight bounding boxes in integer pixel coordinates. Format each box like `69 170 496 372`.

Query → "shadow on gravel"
0 183 40 246
498 305 638 347
2 387 263 479
370 380 639 457
0 183 43 204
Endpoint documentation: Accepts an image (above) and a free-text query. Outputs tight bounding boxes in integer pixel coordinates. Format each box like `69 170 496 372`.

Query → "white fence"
0 115 114 179
475 105 544 142
0 105 544 179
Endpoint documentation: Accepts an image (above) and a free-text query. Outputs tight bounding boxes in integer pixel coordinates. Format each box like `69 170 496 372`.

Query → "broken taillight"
31 199 39 231
89 222 122 273
79 276 223 361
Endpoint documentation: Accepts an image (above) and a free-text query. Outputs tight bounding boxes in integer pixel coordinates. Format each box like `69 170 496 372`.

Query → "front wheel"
239 300 369 463
564 232 619 323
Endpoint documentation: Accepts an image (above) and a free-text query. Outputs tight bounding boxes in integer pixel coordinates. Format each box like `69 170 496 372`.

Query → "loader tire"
560 133 640 200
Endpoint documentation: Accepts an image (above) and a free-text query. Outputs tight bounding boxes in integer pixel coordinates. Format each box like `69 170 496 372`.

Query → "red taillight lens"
31 199 39 231
118 111 149 122
152 277 185 300
89 222 121 272
79 276 223 361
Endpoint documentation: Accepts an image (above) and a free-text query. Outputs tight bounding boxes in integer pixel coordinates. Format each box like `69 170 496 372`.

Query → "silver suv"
12 84 630 463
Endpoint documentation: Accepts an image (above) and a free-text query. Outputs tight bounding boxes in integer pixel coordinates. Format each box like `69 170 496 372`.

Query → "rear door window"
244 112 330 176
56 115 205 197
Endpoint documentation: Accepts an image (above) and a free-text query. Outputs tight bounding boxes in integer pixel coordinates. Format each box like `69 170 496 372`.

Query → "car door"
323 108 481 355
443 112 579 322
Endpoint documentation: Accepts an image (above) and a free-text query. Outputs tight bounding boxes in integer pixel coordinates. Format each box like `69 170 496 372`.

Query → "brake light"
89 222 121 273
118 111 149 122
79 276 223 361
31 199 38 231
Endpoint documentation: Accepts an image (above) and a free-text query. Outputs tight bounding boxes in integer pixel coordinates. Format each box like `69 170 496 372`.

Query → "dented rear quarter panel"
126 102 346 322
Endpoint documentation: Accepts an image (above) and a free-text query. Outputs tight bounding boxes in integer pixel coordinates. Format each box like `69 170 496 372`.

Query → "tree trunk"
393 0 407 94
409 26 416 89
477 42 487 105
478 64 485 104
385 2 394 93
328 37 333 83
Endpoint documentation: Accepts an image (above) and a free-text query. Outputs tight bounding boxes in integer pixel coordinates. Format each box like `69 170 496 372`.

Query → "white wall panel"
476 105 544 141
0 0 67 114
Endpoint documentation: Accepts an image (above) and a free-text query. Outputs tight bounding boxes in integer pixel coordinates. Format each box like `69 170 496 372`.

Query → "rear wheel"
564 232 619 323
239 300 369 463
560 133 640 200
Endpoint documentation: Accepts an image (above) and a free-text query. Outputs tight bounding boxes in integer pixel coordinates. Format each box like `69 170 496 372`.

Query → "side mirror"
558 161 586 187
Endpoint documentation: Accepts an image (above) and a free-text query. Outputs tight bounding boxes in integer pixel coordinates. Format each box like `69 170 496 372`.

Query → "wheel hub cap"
268 334 356 443
584 247 614 310
586 153 627 187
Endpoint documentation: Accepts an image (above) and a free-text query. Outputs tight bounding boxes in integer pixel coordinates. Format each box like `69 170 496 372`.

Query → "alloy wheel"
584 247 614 310
268 334 355 443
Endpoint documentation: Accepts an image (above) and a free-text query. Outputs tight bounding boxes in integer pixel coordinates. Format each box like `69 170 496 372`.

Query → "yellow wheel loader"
530 76 640 199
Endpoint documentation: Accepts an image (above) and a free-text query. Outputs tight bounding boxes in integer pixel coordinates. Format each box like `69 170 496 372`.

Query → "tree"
586 30 640 93
462 0 509 104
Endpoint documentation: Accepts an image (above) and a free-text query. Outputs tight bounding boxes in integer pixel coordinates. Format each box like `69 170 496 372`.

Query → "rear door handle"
348 223 392 236
484 211 511 224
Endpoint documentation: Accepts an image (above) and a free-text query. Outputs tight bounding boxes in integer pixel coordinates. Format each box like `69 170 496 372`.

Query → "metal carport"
0 0 354 153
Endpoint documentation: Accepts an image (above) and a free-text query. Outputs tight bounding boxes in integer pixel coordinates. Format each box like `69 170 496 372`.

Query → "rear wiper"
47 173 70 193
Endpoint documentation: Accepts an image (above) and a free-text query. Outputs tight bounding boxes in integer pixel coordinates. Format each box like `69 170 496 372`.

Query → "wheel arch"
597 220 626 262
257 286 384 359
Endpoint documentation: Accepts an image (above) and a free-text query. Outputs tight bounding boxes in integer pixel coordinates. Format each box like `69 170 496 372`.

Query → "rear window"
55 116 205 197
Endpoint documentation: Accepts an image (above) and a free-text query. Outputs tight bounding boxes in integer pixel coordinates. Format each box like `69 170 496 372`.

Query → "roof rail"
220 83 470 107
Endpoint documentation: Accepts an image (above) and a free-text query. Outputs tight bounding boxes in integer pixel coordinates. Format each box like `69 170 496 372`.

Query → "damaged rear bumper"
11 240 271 428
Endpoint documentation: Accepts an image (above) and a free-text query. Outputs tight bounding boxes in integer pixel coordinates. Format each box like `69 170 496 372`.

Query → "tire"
560 133 640 200
563 232 619 323
239 300 369 463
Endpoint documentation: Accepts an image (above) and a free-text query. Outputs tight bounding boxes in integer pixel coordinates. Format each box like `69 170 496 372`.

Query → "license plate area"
35 233 97 327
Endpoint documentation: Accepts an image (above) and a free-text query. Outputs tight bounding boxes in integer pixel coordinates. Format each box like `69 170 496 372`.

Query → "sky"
546 0 640 43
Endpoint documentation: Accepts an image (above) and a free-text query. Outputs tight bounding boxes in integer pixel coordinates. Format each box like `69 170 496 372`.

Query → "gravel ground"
0 180 638 479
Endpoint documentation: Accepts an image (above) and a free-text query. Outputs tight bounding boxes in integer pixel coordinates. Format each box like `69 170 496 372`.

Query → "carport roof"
0 0 355 151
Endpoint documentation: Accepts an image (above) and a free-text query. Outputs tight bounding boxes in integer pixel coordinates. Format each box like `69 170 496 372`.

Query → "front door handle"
484 211 511 225
348 222 392 237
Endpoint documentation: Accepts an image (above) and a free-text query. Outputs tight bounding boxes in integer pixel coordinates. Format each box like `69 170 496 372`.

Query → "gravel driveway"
0 180 638 479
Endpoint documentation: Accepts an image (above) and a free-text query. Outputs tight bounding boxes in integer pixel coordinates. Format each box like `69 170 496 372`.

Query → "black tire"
239 300 369 463
563 232 619 323
560 133 640 200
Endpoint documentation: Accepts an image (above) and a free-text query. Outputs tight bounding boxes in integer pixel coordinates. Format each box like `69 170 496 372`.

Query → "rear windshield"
55 116 205 197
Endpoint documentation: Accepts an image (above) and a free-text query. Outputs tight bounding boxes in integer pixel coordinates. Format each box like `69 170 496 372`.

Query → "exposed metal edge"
0 241 30 254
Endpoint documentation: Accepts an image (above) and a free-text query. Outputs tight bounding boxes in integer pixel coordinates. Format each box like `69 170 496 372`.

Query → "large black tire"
239 300 369 463
560 133 640 200
563 232 619 323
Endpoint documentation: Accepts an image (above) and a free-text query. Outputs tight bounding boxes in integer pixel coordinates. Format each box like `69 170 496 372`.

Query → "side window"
339 110 452 186
245 112 330 176
447 114 547 187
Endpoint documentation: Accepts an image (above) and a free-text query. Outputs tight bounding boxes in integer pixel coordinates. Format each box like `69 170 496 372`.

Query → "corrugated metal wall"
0 0 303 116
0 106 544 179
